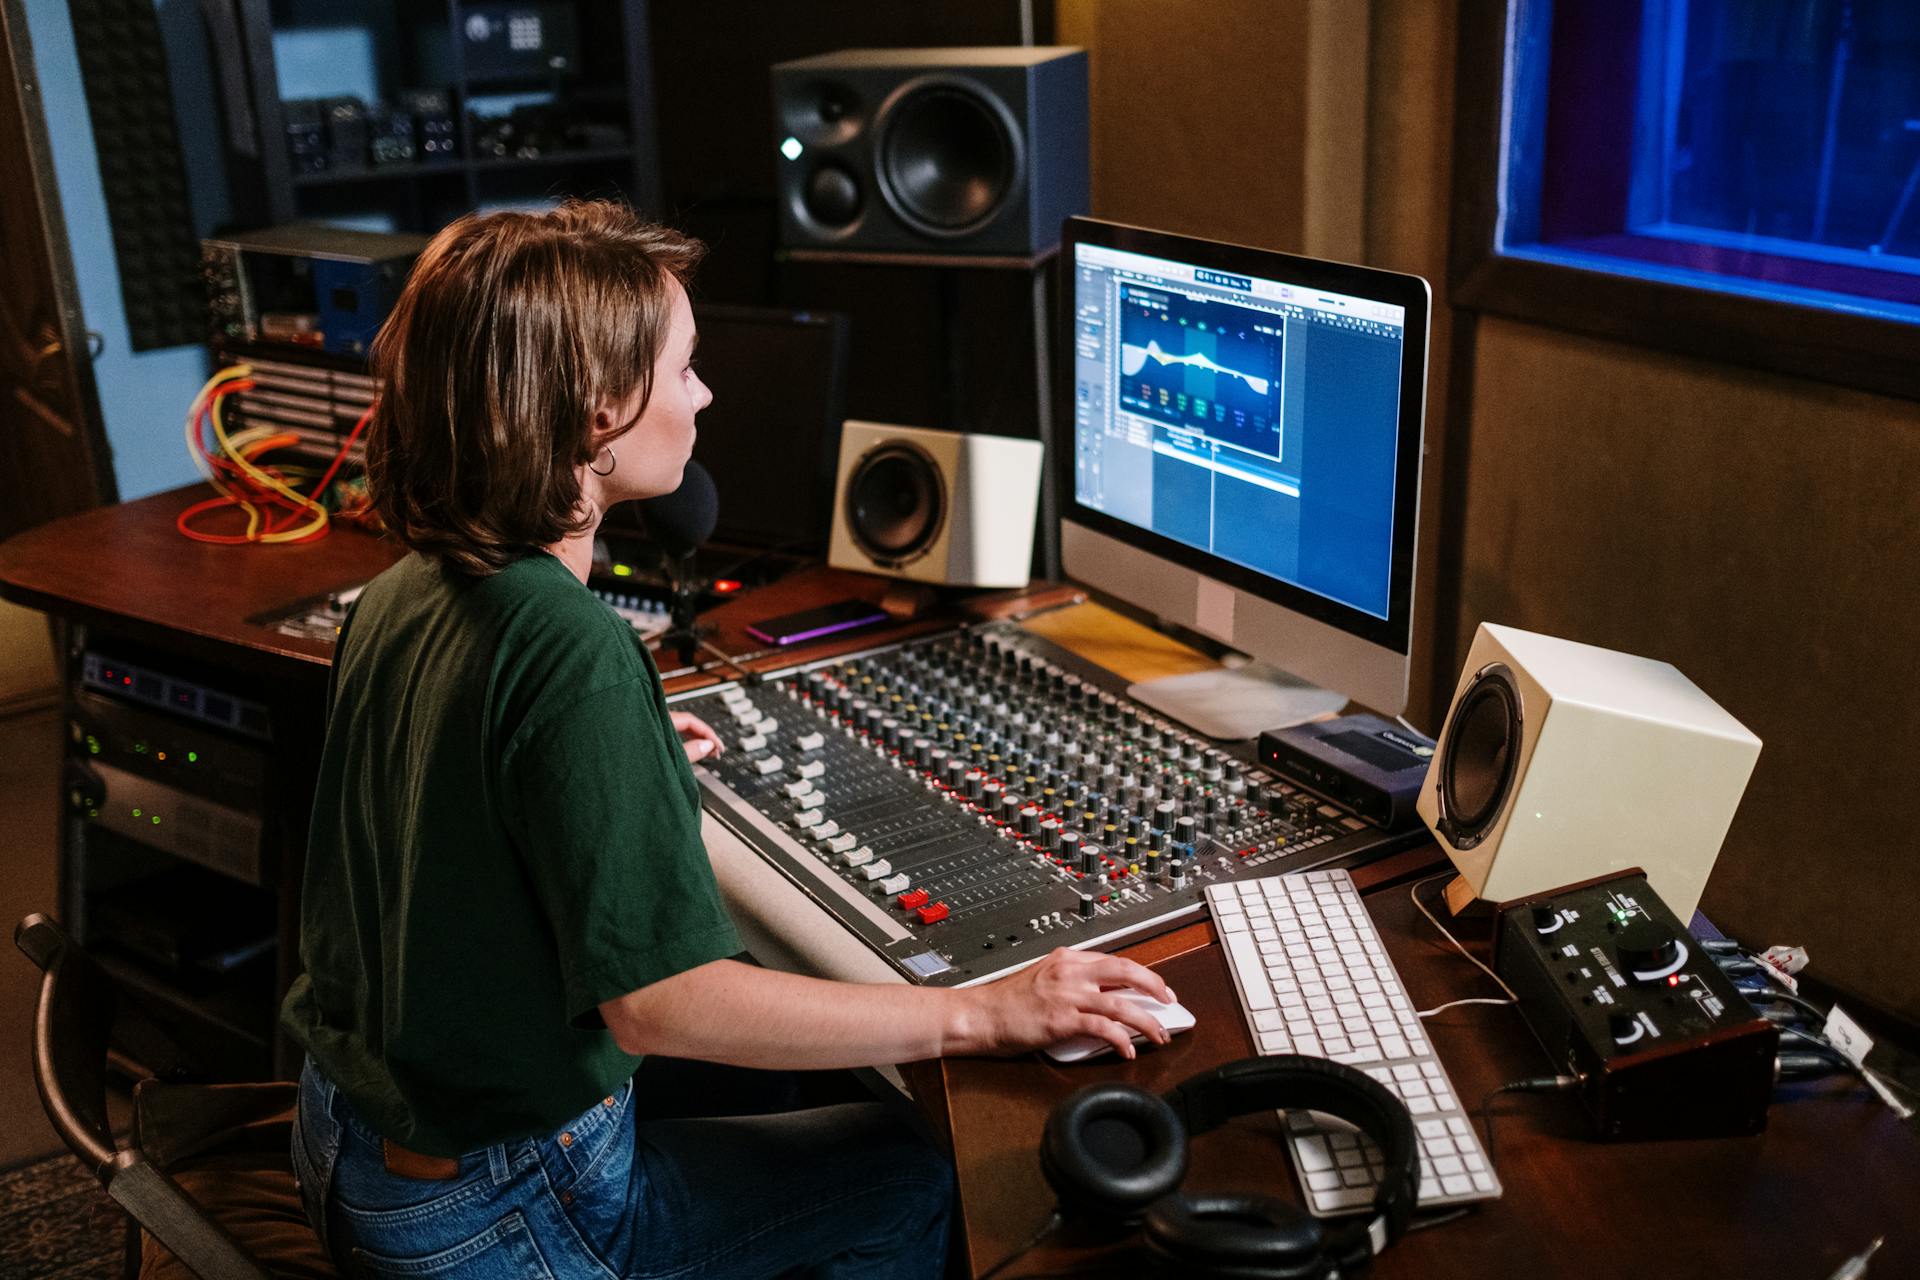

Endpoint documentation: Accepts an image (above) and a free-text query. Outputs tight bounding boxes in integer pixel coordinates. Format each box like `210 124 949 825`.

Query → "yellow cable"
209 390 329 542
184 364 253 486
182 363 335 543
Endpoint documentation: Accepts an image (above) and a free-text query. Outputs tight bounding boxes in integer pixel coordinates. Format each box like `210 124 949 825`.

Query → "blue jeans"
293 1058 954 1278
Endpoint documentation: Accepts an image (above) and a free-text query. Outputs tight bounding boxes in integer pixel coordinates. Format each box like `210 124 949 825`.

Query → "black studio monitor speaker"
771 47 1089 255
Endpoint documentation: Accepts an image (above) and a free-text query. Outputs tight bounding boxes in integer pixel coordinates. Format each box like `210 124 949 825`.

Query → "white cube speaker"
1416 623 1762 920
828 421 1043 588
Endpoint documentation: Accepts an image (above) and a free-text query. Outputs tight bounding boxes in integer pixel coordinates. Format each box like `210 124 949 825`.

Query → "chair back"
15 913 273 1280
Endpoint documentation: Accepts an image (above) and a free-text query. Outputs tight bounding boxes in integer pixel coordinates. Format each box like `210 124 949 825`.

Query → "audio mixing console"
676 622 1423 987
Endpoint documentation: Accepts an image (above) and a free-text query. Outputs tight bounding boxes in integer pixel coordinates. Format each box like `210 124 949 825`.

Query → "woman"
284 200 1174 1279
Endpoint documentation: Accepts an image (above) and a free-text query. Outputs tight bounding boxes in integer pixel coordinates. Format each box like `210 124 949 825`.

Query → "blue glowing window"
1501 1 1920 325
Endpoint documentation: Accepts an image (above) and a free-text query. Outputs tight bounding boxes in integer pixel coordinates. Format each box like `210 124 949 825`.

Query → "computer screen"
1059 218 1429 715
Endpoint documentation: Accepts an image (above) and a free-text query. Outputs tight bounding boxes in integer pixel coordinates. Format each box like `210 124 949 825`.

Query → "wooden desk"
10 488 1912 1277
928 876 1920 1278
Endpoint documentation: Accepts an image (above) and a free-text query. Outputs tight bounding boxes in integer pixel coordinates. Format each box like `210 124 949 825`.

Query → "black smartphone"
745 599 890 647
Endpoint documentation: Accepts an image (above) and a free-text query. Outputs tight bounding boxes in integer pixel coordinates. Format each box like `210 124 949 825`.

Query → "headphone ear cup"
1040 1083 1190 1223
1142 1193 1328 1280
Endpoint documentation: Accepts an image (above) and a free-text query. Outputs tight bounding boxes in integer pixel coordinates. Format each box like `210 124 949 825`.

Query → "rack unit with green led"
214 0 662 233
60 636 326 1079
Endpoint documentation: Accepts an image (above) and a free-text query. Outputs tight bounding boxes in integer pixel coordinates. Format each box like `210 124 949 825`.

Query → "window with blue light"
1500 1 1920 325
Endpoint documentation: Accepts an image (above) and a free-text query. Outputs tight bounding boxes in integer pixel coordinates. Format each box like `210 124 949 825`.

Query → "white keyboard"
1206 868 1502 1215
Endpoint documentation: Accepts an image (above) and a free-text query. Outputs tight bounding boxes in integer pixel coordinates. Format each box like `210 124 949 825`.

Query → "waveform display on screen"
1120 341 1271 396
1117 285 1283 457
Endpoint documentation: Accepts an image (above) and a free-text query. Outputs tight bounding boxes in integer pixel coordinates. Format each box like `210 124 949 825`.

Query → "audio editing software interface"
1071 244 1408 620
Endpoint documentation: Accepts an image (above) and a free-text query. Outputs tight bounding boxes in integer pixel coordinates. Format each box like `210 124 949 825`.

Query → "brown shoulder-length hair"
367 200 704 576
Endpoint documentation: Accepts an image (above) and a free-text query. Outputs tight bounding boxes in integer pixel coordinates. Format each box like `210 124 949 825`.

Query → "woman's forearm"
599 959 991 1069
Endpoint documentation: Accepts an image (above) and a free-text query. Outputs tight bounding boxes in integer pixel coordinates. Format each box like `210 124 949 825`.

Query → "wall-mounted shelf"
218 0 661 233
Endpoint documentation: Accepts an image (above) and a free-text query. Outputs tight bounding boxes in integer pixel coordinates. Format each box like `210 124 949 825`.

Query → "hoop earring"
588 443 617 476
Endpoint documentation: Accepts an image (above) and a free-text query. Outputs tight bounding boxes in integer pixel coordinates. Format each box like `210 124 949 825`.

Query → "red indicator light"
123 676 133 686
713 579 742 594
1668 975 1681 987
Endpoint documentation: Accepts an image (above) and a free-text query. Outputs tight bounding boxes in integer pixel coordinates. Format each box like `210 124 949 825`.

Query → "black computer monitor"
609 303 849 553
1057 218 1430 727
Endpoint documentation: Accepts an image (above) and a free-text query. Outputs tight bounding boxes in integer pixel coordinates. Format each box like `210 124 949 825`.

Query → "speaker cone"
1435 663 1522 850
804 163 863 227
846 442 945 567
878 82 1017 237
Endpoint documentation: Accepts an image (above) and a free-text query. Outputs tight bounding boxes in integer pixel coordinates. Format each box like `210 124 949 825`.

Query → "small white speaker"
1416 623 1762 920
828 421 1042 588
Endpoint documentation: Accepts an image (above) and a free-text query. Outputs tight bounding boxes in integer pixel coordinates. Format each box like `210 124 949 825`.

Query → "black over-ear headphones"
1039 1055 1419 1279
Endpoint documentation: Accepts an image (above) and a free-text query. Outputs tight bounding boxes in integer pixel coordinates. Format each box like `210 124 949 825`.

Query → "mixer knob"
1174 816 1197 844
1079 893 1097 919
1266 790 1290 815
1127 815 1146 839
1608 1012 1645 1045
1018 806 1041 835
1154 800 1179 825
1226 807 1245 829
1202 813 1220 836
964 774 984 801
1204 794 1222 814
1039 818 1062 850
944 759 967 788
1079 842 1104 875
1058 830 1081 863
1615 920 1686 981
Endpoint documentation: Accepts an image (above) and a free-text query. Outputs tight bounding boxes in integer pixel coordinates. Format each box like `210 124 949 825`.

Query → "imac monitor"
1059 218 1430 728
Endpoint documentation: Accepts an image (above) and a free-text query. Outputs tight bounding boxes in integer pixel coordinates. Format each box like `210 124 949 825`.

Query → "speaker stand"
1127 660 1348 740
879 581 938 620
1443 875 1491 919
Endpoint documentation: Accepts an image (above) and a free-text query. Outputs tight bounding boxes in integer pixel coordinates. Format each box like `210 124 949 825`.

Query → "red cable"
178 385 377 545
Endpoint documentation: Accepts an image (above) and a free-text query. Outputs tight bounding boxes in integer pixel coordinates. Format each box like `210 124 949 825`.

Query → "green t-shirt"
281 550 742 1156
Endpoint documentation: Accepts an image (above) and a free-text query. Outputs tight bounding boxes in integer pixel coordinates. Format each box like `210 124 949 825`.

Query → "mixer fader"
676 622 1420 987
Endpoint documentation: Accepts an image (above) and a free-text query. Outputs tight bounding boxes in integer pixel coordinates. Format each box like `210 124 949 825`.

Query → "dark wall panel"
68 0 204 350
1457 316 1920 1026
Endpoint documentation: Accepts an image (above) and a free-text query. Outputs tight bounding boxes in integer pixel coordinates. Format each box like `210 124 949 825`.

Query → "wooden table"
917 873 1920 1279
8 487 1915 1278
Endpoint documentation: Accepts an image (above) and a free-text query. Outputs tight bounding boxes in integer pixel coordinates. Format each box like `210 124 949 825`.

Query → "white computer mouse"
1044 991 1197 1063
